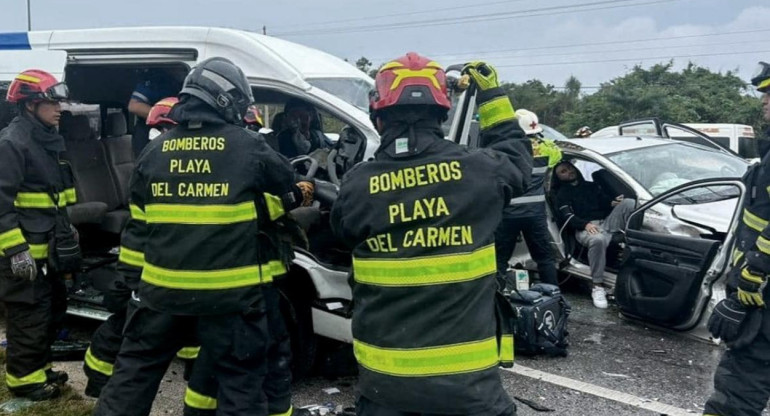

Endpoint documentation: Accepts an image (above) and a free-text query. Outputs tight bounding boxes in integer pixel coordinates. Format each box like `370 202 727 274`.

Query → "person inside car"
553 160 634 308
275 98 333 158
127 68 179 157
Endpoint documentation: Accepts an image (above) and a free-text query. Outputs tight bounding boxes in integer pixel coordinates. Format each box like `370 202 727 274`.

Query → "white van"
591 119 758 160
0 26 378 376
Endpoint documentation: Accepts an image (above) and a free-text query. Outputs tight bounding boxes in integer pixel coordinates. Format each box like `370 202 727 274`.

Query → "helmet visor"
43 82 69 101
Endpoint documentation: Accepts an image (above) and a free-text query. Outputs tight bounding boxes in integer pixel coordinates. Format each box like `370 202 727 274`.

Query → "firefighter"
0 69 76 401
704 61 770 416
181 107 312 416
83 96 201 396
93 57 313 416
574 126 592 138
331 54 532 416
495 109 562 287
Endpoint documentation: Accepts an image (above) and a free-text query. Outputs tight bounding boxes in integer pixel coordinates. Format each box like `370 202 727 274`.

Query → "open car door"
618 118 738 157
615 178 745 334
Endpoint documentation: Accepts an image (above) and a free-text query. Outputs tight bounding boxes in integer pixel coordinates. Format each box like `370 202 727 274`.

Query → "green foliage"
500 61 764 137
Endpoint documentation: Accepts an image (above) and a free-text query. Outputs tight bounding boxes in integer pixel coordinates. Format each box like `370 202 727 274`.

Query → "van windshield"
308 78 372 112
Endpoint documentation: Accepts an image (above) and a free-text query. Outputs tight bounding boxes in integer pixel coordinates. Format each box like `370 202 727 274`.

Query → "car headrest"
106 112 127 137
63 115 93 141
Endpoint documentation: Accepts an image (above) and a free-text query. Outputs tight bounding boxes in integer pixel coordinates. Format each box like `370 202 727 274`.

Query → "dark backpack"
507 283 571 357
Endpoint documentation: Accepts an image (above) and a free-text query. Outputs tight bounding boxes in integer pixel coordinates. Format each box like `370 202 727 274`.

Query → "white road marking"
505 365 696 415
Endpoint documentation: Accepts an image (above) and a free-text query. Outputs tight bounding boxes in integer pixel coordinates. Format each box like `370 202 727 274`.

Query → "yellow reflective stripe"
144 202 257 225
500 334 514 365
64 188 77 204
141 260 286 290
14 191 68 208
742 268 765 284
119 246 145 268
354 337 500 377
28 243 48 260
270 406 294 416
478 96 515 130
759 78 770 91
743 209 768 232
354 245 496 287
176 346 200 360
732 248 745 266
84 347 114 376
6 368 46 388
129 204 146 221
758 236 770 256
185 387 218 410
0 228 26 252
15 74 41 83
43 363 53 371
264 193 285 221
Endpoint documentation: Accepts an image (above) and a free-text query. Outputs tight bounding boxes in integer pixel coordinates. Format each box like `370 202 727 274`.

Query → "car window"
607 143 748 197
307 77 372 112
570 158 602 182
739 137 759 159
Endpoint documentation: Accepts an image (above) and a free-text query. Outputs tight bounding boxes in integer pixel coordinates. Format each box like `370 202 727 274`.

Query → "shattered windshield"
308 77 372 112
607 142 748 198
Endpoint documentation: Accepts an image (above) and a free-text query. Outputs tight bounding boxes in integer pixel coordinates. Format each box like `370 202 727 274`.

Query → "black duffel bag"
508 283 571 357
48 189 82 274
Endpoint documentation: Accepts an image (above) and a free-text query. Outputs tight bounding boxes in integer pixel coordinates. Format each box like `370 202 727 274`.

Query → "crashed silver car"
503 129 749 342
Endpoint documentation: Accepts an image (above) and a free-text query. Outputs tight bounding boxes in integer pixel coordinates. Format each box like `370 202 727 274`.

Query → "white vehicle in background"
591 119 758 160
0 26 378 377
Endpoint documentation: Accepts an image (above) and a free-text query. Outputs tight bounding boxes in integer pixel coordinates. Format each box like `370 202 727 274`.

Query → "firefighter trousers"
1 269 67 393
184 285 293 416
93 297 270 416
495 213 558 286
357 395 517 416
704 312 770 416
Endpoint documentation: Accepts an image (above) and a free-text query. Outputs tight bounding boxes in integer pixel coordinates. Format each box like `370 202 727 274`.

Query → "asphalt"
3 282 770 415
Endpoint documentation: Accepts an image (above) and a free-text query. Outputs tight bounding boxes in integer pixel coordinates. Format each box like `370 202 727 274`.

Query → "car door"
615 178 745 330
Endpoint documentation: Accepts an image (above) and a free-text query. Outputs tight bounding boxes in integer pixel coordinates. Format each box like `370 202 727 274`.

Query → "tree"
355 57 373 74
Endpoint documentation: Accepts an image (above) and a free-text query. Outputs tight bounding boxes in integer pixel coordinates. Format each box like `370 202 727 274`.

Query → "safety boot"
12 382 61 401
45 369 69 385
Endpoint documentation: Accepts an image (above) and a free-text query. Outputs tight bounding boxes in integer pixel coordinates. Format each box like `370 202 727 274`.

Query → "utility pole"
26 0 31 31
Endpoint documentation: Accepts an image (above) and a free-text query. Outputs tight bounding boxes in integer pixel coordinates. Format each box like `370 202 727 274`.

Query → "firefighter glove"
738 266 766 307
462 61 500 91
296 180 315 207
10 250 37 281
708 296 746 342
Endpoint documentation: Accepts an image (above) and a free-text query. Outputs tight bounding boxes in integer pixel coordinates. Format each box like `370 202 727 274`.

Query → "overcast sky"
1 0 768 94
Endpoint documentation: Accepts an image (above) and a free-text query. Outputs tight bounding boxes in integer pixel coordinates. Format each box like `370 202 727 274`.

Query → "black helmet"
179 57 254 124
751 61 770 93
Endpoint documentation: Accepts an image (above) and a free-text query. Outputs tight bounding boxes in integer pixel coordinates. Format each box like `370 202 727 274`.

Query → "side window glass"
570 158 602 182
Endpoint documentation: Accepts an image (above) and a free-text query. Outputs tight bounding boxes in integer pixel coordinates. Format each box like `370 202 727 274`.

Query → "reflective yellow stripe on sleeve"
264 193 286 221
141 260 286 290
119 246 145 268
354 244 496 287
743 209 768 233
760 78 770 91
0 228 26 252
144 202 257 225
6 368 47 388
176 346 200 360
14 191 68 208
84 347 114 376
499 334 514 367
732 248 745 266
353 337 500 377
129 204 146 221
28 243 48 260
64 188 77 204
478 96 515 130
185 387 218 410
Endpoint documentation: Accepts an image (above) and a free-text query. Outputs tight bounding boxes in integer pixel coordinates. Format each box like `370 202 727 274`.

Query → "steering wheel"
290 155 319 179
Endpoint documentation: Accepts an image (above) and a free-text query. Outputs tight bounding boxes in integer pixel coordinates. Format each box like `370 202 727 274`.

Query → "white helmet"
515 109 543 136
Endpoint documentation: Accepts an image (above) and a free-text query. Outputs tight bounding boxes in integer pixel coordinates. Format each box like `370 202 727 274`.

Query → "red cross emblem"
530 121 538 129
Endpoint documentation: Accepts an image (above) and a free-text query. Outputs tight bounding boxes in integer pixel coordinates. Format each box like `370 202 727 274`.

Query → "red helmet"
146 97 179 127
369 52 450 114
244 105 264 128
6 69 68 104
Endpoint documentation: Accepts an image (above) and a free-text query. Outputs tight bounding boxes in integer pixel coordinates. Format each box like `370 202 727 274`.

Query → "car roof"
555 136 676 155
